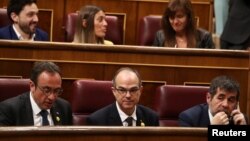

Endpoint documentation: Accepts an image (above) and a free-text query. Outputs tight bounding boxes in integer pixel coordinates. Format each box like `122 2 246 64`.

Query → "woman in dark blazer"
153 0 214 49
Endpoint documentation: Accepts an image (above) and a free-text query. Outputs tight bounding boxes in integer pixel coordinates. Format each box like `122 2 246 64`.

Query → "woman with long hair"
73 5 113 45
153 0 214 48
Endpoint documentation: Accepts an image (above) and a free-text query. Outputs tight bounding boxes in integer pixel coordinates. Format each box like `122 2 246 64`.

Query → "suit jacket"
178 103 248 127
152 28 214 48
220 0 250 49
178 103 210 127
0 92 72 126
0 25 49 41
86 103 159 126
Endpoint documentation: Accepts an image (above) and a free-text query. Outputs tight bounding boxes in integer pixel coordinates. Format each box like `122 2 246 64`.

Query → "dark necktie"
125 117 133 126
40 110 49 126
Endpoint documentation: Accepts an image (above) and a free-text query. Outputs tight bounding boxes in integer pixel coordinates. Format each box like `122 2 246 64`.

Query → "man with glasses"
0 61 72 126
87 67 159 126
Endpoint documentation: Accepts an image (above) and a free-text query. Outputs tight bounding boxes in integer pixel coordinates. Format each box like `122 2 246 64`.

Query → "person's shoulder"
0 25 10 31
89 103 114 117
156 30 164 36
35 28 47 34
104 40 114 45
0 92 29 106
197 28 210 36
56 97 70 103
137 104 158 116
35 28 49 41
180 103 207 116
0 25 12 37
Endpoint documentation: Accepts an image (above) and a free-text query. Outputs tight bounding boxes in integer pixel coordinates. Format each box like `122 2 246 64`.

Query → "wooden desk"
0 40 249 117
0 126 207 141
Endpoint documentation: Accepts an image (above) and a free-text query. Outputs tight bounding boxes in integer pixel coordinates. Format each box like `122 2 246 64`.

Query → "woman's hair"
162 0 197 47
73 5 104 44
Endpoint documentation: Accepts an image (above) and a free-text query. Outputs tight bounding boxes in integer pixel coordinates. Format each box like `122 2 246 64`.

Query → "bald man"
86 67 159 126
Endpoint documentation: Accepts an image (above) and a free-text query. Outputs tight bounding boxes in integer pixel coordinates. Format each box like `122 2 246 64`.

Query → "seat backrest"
71 79 115 125
0 78 30 102
65 13 124 44
65 13 77 42
0 8 11 28
137 15 162 46
153 85 209 126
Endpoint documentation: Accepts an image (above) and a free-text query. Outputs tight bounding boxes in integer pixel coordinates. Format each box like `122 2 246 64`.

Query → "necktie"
40 110 49 126
125 117 133 126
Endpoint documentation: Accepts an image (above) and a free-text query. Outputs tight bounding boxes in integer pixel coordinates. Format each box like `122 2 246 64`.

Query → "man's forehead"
216 87 237 96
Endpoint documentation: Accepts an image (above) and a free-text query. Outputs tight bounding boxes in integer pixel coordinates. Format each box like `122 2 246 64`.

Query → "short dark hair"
30 61 61 86
7 0 37 22
112 67 142 87
209 75 240 100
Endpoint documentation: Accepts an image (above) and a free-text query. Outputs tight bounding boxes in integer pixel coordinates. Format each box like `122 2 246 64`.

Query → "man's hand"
211 111 229 125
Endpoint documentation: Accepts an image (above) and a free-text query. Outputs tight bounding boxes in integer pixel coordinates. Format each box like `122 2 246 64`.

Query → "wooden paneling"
37 0 65 41
0 0 8 8
38 9 53 41
0 126 207 141
0 40 249 117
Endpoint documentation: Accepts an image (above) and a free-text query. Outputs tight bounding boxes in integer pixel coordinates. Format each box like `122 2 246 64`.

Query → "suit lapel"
136 106 146 126
199 104 210 126
20 93 34 125
107 103 123 126
9 25 19 40
51 103 62 125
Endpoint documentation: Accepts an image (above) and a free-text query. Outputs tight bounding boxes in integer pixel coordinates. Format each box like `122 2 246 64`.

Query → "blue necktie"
40 110 49 126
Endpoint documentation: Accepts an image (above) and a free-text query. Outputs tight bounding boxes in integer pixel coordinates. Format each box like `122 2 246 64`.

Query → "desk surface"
0 126 207 141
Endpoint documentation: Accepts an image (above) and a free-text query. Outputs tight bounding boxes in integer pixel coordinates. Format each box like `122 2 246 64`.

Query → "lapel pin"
140 120 145 126
56 116 60 122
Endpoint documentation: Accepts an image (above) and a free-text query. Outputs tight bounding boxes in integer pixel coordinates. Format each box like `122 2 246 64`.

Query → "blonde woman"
73 5 113 45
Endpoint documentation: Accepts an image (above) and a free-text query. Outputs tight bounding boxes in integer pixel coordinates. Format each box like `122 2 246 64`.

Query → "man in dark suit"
0 61 72 126
179 76 247 127
220 0 250 50
0 0 48 41
87 67 159 126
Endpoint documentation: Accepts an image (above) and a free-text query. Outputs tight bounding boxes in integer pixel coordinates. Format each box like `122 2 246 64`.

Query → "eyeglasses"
37 86 63 96
114 87 140 95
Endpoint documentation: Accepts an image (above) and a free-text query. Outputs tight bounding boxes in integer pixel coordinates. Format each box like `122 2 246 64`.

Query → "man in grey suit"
87 67 159 126
0 61 72 126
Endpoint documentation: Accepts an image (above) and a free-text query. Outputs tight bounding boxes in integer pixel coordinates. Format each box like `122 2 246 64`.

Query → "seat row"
0 78 208 126
0 8 161 46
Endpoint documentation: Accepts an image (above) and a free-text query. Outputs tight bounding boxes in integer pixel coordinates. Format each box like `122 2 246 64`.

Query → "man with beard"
0 61 72 126
0 0 48 41
179 75 248 127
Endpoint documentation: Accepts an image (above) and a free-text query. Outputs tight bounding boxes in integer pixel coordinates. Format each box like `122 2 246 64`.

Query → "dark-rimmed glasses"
114 87 140 95
37 86 63 96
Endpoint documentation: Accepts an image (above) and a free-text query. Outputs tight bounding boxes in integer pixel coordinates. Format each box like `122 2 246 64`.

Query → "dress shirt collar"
12 24 36 41
116 101 137 126
208 108 213 124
